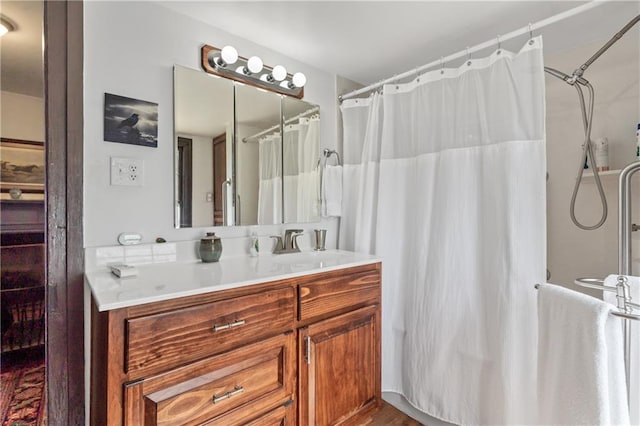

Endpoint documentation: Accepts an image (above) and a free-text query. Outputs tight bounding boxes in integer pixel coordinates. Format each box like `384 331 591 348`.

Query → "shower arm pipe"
576 14 640 78
339 1 606 102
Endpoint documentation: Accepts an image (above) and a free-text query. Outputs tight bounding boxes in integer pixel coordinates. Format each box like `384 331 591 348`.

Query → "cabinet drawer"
124 333 295 426
126 287 294 376
298 266 380 322
202 403 290 426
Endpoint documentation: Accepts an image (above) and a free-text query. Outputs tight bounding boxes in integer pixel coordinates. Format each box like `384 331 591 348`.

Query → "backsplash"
84 223 338 273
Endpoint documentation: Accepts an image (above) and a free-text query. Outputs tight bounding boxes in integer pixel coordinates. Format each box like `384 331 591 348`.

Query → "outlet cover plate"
111 157 144 186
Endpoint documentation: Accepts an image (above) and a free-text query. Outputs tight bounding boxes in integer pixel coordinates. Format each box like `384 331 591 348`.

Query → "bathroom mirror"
174 65 320 228
174 66 233 228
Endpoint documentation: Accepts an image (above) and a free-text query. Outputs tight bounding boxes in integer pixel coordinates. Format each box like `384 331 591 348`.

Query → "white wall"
545 29 640 295
0 91 45 142
84 1 338 248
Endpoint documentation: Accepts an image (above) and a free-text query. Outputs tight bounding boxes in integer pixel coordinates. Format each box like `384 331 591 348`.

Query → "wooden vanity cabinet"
91 262 381 425
296 265 382 426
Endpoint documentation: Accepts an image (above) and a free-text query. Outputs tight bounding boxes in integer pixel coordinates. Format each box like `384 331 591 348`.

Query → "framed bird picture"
0 138 45 200
103 93 158 147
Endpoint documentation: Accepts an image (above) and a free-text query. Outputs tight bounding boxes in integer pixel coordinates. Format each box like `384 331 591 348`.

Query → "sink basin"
270 250 346 266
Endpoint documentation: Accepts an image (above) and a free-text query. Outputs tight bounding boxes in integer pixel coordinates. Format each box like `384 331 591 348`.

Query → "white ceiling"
1 1 638 98
157 1 639 87
0 1 43 97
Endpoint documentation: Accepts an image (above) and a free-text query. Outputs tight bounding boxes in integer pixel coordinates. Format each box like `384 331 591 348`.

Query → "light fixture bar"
201 44 305 99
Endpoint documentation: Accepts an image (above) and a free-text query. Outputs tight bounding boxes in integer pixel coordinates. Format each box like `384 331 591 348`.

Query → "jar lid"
202 232 220 241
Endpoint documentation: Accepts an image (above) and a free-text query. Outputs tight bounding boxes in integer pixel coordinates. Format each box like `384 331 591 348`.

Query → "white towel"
537 283 630 425
322 165 342 217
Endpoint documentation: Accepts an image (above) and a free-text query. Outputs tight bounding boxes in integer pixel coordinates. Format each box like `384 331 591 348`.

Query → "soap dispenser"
199 232 222 263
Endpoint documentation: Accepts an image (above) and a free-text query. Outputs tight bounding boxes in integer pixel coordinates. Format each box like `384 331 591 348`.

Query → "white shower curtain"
296 115 320 222
263 115 320 224
283 124 299 223
257 133 282 225
340 37 546 425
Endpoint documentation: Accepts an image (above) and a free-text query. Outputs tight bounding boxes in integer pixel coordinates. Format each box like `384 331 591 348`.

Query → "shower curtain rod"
242 106 319 143
339 1 606 102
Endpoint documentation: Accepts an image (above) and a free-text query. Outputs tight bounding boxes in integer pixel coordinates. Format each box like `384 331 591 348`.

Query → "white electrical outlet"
111 157 144 186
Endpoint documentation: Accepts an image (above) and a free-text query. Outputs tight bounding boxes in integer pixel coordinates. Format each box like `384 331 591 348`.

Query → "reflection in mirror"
236 84 282 225
174 66 233 228
174 65 321 228
282 97 321 223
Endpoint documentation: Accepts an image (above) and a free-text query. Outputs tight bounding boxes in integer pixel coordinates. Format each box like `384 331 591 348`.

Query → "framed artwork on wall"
0 138 45 200
103 93 158 148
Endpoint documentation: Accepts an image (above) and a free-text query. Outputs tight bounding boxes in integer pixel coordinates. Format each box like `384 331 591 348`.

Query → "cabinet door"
298 305 381 426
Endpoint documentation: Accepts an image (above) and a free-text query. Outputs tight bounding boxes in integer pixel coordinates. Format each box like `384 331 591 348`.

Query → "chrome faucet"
270 229 303 254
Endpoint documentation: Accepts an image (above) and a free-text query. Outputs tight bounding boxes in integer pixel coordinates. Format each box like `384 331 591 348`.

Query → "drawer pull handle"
212 385 244 404
212 319 246 332
305 335 311 365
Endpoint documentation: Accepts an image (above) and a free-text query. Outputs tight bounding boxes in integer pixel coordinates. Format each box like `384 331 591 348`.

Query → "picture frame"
0 138 45 200
104 93 158 148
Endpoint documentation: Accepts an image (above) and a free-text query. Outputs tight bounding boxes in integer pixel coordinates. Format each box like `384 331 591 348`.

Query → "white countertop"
86 250 380 311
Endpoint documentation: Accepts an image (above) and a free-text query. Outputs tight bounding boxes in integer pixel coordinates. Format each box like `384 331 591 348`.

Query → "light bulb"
292 72 307 88
0 16 15 37
247 56 263 74
221 45 238 65
272 65 287 82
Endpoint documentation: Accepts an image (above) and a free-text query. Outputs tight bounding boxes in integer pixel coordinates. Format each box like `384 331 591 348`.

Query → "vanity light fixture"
201 44 306 99
0 15 15 37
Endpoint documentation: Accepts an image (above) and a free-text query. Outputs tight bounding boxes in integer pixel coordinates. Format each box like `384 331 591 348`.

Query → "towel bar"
574 277 617 292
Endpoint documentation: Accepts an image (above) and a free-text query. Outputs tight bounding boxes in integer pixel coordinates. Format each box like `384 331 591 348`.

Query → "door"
212 133 226 226
298 305 380 426
177 137 193 227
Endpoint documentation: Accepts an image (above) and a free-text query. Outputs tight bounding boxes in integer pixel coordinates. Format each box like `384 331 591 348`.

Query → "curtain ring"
440 56 445 74
528 23 534 45
466 47 472 66
496 35 502 54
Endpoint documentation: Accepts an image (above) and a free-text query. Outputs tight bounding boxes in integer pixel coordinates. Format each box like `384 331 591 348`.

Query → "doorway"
0 1 47 424
1 1 84 424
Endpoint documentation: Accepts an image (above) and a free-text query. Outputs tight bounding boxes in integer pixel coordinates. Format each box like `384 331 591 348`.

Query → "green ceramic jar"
199 232 222 262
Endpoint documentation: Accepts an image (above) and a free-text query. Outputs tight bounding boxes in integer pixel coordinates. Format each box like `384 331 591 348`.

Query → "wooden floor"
349 402 422 425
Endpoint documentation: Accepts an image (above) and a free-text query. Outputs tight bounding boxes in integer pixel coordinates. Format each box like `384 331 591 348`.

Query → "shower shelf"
583 169 620 181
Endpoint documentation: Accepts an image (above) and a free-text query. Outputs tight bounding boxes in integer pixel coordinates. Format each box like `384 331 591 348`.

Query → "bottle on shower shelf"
594 137 609 172
636 123 640 161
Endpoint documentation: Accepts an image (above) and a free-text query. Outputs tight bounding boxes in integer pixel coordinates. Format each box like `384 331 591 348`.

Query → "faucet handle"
270 236 284 252
292 233 304 251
